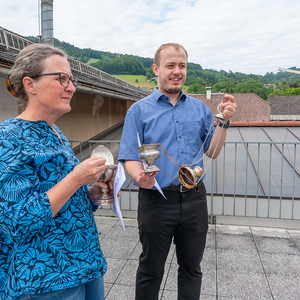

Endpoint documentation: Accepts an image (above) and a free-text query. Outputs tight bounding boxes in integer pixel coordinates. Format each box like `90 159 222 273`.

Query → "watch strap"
217 119 231 129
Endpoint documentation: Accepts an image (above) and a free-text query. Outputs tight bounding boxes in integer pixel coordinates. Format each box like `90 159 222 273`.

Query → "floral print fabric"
0 118 106 300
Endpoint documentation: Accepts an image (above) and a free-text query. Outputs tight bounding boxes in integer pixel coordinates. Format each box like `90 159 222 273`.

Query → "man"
118 43 237 300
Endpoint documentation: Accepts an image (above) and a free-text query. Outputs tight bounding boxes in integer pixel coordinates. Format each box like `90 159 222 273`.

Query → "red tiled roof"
269 95 300 115
190 93 270 122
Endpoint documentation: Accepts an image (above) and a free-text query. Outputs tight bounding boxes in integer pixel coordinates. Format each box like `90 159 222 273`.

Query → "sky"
1 0 300 76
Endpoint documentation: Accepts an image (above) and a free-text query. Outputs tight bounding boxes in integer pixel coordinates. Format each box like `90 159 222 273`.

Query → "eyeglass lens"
59 73 78 89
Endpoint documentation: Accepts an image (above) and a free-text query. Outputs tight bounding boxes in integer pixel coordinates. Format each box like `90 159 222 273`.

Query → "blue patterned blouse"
0 118 107 300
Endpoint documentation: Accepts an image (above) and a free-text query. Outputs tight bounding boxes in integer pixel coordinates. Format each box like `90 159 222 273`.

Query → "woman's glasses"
5 72 78 98
31 72 78 90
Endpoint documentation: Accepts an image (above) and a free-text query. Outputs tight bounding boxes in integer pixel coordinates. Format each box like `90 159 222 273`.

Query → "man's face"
153 46 187 97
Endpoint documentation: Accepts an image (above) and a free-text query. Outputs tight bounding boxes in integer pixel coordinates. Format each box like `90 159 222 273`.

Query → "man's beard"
165 87 181 94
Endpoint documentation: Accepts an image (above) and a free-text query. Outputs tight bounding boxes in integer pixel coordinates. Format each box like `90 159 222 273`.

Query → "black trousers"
136 182 208 300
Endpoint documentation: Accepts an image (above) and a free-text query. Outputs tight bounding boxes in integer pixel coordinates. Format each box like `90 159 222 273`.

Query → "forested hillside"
28 37 300 100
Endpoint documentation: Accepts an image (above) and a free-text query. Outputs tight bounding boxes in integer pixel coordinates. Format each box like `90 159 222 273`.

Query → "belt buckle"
180 184 196 193
180 185 187 193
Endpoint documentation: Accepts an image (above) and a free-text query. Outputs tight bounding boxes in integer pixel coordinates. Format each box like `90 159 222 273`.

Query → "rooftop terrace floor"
94 212 300 300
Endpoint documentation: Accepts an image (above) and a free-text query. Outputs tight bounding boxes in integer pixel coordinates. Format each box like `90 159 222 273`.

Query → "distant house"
269 95 300 121
191 91 271 123
263 83 276 88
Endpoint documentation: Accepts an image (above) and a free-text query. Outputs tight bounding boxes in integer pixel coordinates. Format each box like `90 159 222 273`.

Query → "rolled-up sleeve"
118 106 144 163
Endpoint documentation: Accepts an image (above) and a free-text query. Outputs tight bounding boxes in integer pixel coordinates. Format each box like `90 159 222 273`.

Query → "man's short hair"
154 43 188 66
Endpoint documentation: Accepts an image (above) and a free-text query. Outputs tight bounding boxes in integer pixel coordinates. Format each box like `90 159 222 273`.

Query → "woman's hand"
88 180 121 202
47 157 107 216
71 156 107 187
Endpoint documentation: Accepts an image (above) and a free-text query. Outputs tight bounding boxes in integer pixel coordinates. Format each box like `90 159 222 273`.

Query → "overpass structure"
0 26 151 102
278 67 300 75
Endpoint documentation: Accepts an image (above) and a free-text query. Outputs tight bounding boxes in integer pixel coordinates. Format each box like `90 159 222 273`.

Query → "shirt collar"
153 87 187 103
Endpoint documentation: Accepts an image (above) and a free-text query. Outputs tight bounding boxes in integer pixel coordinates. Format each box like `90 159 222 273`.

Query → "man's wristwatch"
217 119 231 129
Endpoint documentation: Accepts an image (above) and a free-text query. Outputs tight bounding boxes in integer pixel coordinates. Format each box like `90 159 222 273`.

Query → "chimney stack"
41 0 54 46
206 87 211 100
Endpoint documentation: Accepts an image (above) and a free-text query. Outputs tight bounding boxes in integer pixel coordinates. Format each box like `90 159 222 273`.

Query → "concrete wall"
55 91 130 141
0 73 134 141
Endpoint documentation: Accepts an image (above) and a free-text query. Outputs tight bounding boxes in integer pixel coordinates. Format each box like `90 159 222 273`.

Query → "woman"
0 44 111 300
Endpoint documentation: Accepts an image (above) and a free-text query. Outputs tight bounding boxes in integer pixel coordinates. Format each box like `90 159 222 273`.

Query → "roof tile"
190 93 270 122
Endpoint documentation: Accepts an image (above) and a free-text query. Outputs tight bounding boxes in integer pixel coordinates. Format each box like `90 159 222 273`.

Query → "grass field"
87 58 100 64
86 59 155 88
113 74 155 88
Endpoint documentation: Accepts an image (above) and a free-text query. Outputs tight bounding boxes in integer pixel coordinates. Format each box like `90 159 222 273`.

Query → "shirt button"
181 151 183 153
178 136 181 138
176 120 179 123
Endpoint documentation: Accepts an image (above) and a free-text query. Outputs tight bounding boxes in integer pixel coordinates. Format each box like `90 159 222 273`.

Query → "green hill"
27 36 300 99
113 75 155 89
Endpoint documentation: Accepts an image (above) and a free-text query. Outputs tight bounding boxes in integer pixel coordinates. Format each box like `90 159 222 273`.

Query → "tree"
187 83 205 94
269 81 290 96
132 65 137 75
28 36 299 101
235 79 264 94
283 87 300 95
146 72 152 80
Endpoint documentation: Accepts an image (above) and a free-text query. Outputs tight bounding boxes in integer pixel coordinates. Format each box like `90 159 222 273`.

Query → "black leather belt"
162 182 202 193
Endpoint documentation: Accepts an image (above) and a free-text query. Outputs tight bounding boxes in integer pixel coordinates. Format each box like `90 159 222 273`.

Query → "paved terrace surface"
93 213 300 300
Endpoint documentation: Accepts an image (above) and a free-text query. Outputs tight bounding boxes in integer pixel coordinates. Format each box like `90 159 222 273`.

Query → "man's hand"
134 170 158 189
125 160 158 189
220 94 237 120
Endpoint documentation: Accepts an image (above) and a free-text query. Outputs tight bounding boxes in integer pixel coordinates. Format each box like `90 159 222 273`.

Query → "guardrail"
206 141 300 223
0 27 34 51
70 140 300 223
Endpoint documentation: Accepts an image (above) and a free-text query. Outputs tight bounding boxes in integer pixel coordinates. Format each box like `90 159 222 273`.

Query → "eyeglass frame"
31 72 78 90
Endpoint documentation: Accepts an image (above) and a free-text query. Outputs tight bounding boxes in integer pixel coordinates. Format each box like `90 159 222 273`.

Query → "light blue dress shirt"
118 88 215 188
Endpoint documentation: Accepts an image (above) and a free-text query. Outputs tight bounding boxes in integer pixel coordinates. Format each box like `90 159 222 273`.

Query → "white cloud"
1 0 300 75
